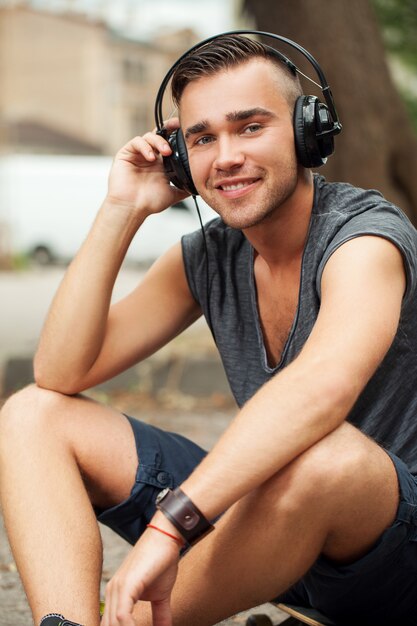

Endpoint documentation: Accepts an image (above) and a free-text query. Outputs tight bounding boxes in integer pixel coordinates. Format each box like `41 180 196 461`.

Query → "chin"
219 210 271 231
219 196 279 229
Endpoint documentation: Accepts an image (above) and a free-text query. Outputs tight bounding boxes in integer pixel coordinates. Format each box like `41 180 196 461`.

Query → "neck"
243 170 314 267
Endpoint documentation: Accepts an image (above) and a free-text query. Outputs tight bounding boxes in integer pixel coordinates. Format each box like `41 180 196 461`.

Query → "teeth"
221 182 249 191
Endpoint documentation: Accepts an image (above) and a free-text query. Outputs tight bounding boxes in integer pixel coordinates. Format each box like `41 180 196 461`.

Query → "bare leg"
133 422 399 626
0 385 400 626
0 385 138 626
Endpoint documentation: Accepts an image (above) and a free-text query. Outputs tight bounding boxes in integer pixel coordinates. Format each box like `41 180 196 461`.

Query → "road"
0 264 145 367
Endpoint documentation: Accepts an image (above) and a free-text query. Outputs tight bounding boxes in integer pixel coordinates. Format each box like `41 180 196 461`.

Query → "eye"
243 123 262 134
195 135 215 146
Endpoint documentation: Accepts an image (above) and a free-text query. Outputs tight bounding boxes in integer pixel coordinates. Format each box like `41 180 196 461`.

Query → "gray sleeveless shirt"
181 175 417 473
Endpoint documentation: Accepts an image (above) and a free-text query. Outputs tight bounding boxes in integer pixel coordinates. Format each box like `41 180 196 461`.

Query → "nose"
213 136 245 171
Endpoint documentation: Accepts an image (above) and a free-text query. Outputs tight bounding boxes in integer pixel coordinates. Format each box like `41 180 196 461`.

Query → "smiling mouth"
218 179 259 191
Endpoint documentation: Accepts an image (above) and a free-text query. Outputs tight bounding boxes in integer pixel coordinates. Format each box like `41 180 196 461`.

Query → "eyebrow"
184 107 276 141
184 120 209 140
226 107 276 122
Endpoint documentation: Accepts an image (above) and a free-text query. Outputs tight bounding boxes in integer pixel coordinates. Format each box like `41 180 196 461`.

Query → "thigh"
279 452 417 625
1 385 140 525
2 384 207 546
291 421 400 564
49 392 141 510
97 416 207 545
43 391 208 533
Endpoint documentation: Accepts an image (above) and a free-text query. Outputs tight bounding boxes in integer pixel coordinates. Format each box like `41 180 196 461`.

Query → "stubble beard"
203 169 299 231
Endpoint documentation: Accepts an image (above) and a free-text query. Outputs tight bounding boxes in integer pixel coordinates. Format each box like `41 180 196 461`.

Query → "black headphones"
154 30 342 196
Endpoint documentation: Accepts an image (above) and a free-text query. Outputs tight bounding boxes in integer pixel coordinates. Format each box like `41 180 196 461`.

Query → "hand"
106 118 188 218
102 521 183 626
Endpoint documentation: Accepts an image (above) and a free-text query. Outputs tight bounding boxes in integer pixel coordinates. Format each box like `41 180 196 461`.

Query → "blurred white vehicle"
0 154 217 266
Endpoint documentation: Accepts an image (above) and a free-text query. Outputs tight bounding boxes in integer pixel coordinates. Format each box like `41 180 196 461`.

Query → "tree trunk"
242 0 417 222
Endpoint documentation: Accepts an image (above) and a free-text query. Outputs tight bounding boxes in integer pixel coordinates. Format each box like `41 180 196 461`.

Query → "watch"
155 487 214 546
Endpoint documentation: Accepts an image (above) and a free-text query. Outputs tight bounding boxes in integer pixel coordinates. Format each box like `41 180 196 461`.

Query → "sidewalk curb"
1 353 233 403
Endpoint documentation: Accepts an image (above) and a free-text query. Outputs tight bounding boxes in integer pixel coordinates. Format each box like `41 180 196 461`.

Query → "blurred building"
0 4 199 155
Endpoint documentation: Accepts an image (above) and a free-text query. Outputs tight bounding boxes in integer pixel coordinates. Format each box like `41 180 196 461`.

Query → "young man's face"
180 58 301 230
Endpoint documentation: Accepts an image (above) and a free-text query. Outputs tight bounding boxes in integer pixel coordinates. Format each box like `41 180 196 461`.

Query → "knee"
254 424 371 515
0 384 71 453
298 427 371 497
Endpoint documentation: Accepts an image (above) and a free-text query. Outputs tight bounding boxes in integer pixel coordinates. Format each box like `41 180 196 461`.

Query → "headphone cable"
191 195 216 346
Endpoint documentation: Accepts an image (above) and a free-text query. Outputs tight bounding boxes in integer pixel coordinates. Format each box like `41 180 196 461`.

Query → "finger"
116 589 137 626
162 117 180 132
111 584 123 626
153 117 180 135
104 580 119 626
126 135 162 162
102 585 114 626
117 134 168 164
151 597 173 626
142 131 172 157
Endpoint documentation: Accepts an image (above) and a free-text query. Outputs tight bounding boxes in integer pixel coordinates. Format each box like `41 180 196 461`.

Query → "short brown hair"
171 34 303 108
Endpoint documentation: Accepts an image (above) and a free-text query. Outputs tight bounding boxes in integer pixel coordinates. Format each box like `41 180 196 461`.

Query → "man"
1 33 417 626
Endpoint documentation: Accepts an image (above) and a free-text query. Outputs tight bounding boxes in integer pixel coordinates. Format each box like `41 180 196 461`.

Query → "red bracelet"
146 524 184 545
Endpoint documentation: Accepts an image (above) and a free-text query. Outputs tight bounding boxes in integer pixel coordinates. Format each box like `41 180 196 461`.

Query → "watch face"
155 487 170 506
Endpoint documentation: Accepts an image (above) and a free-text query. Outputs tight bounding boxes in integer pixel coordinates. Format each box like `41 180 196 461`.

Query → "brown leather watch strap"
156 487 214 546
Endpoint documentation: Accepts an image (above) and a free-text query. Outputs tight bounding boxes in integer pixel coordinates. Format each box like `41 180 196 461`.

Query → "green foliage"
371 0 417 131
371 0 417 63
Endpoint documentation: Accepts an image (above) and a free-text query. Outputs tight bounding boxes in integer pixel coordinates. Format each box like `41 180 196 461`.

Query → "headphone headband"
154 29 342 138
155 30 342 193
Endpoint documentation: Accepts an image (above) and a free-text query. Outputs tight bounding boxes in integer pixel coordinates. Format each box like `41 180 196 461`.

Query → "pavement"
0 266 287 625
0 264 230 401
0 264 148 386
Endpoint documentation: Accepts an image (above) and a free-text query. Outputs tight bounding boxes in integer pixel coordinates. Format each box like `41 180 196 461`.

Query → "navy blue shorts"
97 416 207 545
277 451 417 625
98 418 417 625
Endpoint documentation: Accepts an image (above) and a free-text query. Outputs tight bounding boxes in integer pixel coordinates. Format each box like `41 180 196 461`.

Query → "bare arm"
181 235 407 518
102 234 407 625
103 234 407 626
34 120 200 394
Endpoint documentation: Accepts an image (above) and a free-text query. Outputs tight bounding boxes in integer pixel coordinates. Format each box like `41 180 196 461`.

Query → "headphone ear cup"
162 128 197 195
293 96 311 168
316 102 335 162
175 129 196 194
293 95 334 168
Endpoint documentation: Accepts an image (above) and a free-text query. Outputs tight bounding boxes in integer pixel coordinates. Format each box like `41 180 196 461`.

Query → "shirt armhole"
316 232 413 306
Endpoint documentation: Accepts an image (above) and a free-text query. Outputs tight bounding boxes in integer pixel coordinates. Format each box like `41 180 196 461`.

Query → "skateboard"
246 602 339 626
